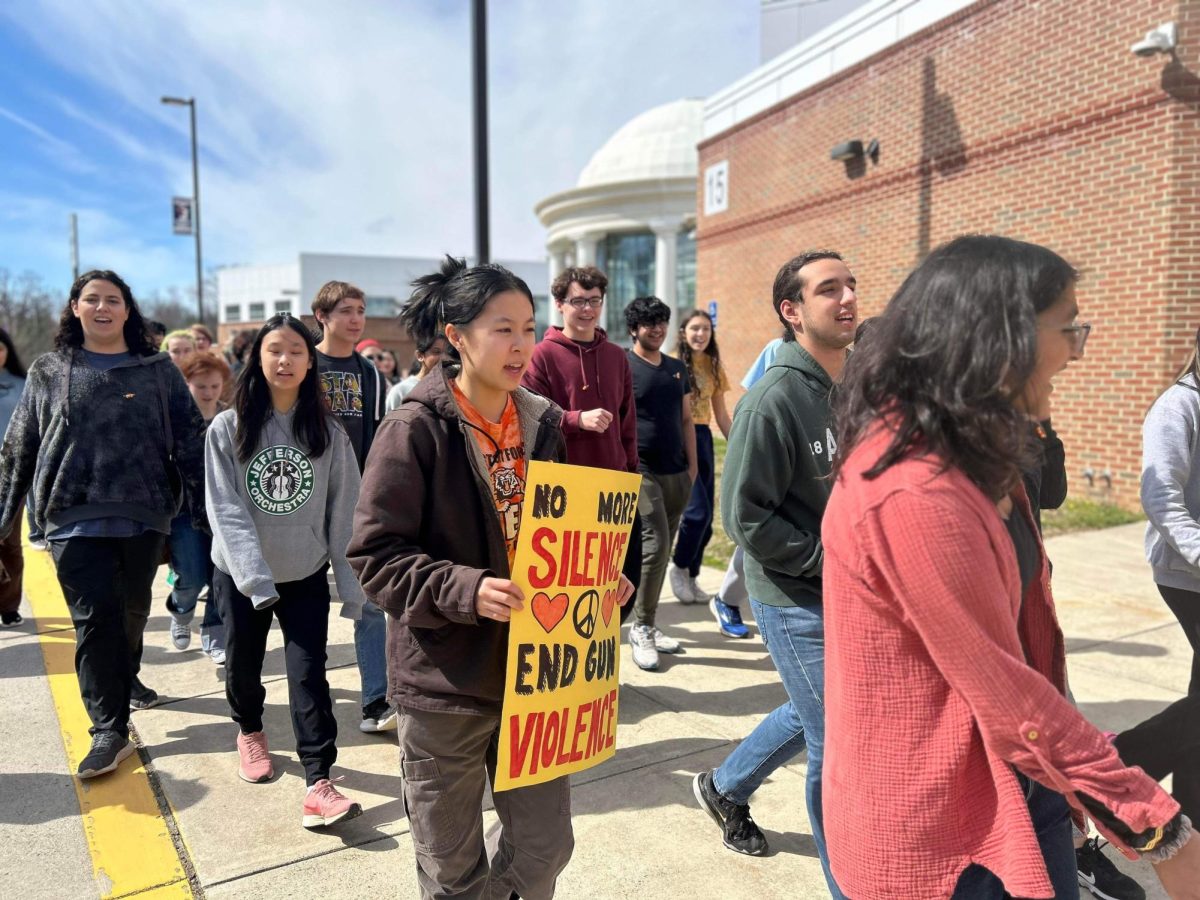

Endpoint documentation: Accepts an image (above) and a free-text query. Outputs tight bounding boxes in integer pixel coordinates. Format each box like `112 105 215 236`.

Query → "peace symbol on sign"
572 589 600 639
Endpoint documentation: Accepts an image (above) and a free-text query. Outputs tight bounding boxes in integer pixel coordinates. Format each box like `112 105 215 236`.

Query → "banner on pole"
494 460 641 791
172 197 194 235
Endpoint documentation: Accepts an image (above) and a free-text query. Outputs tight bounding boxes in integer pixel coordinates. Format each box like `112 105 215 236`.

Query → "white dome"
577 99 704 189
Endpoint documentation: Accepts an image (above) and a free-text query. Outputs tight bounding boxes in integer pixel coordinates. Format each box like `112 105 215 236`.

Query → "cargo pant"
398 706 574 900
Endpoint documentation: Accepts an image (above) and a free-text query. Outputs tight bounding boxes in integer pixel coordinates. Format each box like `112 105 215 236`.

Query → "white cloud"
0 1 758 293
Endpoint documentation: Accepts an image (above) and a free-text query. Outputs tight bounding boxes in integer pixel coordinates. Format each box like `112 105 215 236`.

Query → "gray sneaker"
169 613 191 650
652 627 682 654
630 624 660 671
669 564 698 604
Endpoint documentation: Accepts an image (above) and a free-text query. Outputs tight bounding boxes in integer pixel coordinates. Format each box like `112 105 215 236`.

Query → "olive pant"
398 706 574 900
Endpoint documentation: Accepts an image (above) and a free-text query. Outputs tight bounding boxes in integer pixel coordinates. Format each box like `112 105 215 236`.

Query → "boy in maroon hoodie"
522 265 642 620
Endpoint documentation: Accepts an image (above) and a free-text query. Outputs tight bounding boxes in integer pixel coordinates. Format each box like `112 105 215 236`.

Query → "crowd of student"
0 237 1199 898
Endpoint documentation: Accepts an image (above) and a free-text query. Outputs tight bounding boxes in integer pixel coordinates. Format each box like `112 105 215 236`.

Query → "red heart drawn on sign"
601 589 616 627
531 592 569 634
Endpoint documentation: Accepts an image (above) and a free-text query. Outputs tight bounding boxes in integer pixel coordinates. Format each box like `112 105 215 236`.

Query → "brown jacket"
348 365 565 716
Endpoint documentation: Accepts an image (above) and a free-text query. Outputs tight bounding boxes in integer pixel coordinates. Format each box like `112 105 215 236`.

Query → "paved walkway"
0 522 1188 899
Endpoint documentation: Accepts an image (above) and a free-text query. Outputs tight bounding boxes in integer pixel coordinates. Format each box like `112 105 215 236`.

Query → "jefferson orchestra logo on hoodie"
246 445 315 515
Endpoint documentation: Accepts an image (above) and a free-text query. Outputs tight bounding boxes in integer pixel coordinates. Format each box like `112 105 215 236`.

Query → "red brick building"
697 0 1200 507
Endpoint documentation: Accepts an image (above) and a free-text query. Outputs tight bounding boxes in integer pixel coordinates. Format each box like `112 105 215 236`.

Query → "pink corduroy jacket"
821 427 1179 900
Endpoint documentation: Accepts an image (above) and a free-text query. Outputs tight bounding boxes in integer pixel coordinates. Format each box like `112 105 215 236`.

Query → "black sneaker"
130 678 160 710
359 697 398 733
692 770 768 856
1077 837 1145 900
0 611 22 627
77 731 135 779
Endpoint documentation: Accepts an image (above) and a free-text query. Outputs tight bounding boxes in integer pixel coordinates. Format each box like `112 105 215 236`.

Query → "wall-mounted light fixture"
1132 21 1177 57
830 139 881 164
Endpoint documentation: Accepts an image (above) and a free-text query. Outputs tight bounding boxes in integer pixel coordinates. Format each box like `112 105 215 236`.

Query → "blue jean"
167 514 212 621
672 425 715 577
950 775 1075 898
354 598 388 708
713 599 843 899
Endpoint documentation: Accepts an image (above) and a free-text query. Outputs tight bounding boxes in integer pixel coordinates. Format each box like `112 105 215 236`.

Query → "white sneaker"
629 624 660 670
652 627 682 654
669 564 698 604
687 576 712 605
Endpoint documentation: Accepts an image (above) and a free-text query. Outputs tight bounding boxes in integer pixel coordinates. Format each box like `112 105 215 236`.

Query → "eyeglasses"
565 296 604 309
1062 322 1091 355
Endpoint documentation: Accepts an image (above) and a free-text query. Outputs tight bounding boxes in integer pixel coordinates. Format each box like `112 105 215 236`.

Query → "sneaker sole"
359 717 398 734
633 658 659 671
1076 871 1125 900
77 740 136 779
239 768 274 784
130 699 160 711
302 802 362 828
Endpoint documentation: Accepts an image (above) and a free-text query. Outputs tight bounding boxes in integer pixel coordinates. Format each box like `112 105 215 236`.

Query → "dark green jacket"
721 340 837 607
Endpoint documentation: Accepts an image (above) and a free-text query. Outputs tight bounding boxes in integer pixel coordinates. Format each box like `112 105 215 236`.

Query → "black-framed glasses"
565 296 604 309
1063 322 1091 356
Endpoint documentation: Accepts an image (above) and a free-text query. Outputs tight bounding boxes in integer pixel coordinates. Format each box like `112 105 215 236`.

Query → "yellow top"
684 354 729 426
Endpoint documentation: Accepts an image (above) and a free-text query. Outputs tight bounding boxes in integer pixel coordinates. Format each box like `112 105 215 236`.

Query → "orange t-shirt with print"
451 381 527 565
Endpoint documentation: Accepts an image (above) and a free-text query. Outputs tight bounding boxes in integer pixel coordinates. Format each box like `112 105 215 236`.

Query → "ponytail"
401 255 534 363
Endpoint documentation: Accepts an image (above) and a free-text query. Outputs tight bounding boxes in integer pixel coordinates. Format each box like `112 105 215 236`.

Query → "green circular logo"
246 445 315 516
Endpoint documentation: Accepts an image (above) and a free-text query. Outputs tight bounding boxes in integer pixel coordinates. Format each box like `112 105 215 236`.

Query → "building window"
248 302 266 321
366 295 396 318
677 228 697 315
596 231 655 342
224 304 241 323
274 298 291 315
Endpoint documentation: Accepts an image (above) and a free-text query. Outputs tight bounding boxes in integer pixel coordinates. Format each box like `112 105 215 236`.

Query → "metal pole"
471 0 490 265
69 213 79 282
189 100 204 323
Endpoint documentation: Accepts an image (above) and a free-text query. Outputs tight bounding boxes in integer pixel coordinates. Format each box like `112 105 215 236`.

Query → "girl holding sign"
349 256 632 899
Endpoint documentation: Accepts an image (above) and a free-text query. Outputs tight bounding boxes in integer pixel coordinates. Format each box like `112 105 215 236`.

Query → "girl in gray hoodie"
206 314 364 829
1141 333 1200 825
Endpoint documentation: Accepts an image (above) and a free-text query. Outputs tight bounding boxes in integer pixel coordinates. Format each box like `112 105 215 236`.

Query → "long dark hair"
233 315 332 463
54 269 156 356
0 327 27 377
833 235 1077 501
676 309 721 394
400 255 534 365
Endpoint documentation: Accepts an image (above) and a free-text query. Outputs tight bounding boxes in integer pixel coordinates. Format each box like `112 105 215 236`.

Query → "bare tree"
0 269 59 359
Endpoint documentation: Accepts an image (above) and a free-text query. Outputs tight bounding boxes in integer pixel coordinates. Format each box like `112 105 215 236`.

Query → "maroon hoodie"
522 326 638 473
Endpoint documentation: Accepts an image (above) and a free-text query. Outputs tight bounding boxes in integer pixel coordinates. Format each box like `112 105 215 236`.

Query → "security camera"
1132 22 1177 57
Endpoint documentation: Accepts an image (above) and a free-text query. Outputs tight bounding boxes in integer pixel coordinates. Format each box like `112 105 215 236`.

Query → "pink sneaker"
236 731 274 783
302 777 363 828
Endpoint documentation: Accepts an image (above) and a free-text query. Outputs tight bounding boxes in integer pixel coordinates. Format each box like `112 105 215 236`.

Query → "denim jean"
166 513 211 620
950 775 1075 898
672 425 715 577
713 599 844 899
354 599 388 708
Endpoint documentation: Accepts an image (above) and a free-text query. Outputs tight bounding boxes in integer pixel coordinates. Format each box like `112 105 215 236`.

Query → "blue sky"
0 1 764 300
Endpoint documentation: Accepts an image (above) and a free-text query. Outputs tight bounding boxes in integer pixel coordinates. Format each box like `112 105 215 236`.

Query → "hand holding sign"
476 577 525 622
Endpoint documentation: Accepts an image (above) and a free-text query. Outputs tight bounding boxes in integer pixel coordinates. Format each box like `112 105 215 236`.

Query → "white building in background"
534 99 703 342
216 252 549 348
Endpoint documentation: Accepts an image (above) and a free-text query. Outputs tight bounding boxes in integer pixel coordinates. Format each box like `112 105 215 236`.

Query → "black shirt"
627 350 690 475
316 350 365 468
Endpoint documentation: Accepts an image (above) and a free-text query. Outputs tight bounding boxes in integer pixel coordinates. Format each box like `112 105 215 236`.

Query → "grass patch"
1041 498 1144 536
700 436 1142 569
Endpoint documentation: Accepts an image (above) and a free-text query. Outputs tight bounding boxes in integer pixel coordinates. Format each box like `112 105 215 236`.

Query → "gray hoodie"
206 407 364 615
1141 373 1200 593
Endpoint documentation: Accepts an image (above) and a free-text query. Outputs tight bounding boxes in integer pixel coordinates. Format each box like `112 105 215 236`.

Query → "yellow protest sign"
494 460 641 792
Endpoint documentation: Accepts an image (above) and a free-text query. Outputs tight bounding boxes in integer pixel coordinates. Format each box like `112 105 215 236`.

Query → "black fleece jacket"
0 348 207 539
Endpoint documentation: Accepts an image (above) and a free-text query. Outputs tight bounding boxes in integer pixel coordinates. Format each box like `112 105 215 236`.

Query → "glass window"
248 302 266 321
676 228 697 316
274 298 291 315
224 304 241 323
596 232 656 342
366 295 395 318
532 295 550 340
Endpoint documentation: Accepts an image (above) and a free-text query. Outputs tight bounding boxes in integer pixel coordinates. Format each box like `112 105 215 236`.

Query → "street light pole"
161 96 204 323
471 0 490 265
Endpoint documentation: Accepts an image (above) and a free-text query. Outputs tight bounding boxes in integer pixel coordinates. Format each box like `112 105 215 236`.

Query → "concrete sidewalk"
0 522 1189 899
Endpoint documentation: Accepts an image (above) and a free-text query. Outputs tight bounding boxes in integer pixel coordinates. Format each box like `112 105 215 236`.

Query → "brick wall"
697 0 1200 508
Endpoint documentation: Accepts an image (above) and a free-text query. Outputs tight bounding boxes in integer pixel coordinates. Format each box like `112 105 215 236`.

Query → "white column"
574 233 600 267
653 223 680 350
547 245 569 327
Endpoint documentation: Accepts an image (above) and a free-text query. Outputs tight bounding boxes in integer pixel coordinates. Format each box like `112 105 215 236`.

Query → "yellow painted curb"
24 537 193 899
